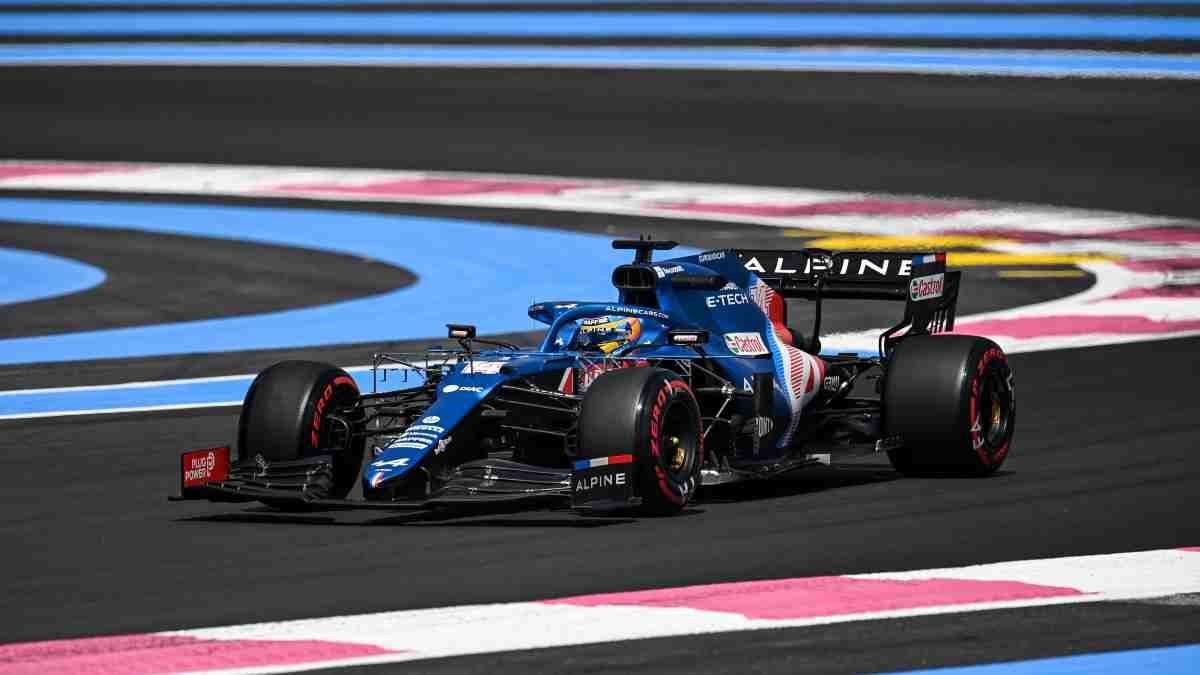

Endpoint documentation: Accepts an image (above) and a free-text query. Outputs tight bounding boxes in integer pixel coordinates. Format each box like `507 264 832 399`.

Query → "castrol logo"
909 273 945 302
723 332 770 356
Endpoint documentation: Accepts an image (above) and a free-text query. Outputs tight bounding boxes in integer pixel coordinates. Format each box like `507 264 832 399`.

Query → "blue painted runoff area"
0 246 106 306
883 643 1200 675
0 197 651 365
2 43 1198 78
0 375 258 417
3 12 1200 40
0 367 425 418
5 0 1200 5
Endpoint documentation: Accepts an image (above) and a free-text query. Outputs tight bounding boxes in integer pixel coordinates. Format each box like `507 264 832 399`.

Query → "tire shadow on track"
174 510 640 528
701 465 902 504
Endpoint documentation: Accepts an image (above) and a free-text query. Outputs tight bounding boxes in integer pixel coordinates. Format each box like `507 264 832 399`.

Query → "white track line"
0 372 259 396
0 400 245 420
175 547 1200 669
0 363 433 420
0 363 397 397
7 547 1193 674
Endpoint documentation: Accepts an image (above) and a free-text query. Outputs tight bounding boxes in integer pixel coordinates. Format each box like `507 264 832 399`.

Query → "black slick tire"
883 335 1015 476
578 367 703 515
238 360 364 499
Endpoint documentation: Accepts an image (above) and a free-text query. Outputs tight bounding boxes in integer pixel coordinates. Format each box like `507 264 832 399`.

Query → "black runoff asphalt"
0 64 1197 673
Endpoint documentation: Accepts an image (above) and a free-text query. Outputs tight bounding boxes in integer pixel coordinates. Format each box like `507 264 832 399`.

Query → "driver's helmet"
572 315 642 353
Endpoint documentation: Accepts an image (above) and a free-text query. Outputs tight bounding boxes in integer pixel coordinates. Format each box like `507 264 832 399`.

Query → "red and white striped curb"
3 160 1200 354
2 547 1197 674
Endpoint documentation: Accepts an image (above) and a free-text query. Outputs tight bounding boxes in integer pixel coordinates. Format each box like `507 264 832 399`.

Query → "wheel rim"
977 370 1013 449
660 398 699 480
313 379 363 498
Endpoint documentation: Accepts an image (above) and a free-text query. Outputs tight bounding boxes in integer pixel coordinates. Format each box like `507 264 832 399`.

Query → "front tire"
238 360 364 499
883 335 1015 476
578 367 703 515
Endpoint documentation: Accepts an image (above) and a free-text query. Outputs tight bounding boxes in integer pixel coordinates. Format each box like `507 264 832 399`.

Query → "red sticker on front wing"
181 446 231 488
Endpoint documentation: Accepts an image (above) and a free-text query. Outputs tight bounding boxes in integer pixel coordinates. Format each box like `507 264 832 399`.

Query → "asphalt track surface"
2 67 1198 217
1 65 1199 671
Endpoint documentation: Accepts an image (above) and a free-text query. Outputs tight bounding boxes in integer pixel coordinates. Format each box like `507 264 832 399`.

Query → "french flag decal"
915 253 946 265
574 454 634 471
746 278 825 449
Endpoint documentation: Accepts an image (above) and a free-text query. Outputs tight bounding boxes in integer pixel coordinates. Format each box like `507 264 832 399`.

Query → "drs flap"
180 445 231 490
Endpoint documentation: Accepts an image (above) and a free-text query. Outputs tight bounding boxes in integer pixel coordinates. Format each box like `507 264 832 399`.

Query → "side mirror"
447 324 477 340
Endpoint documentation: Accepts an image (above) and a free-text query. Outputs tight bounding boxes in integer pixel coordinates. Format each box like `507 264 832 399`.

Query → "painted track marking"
7 0 1200 4
1 547 1196 674
0 365 422 420
6 0 1199 5
1 44 1200 79
4 12 1200 40
995 269 1090 278
0 197 645 364
0 246 105 306
878 643 1200 674
3 161 1199 366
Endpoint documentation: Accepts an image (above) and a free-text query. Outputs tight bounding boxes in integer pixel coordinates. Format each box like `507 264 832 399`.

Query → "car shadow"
699 463 901 504
176 512 344 526
174 508 638 528
701 463 1016 504
396 516 637 528
173 465 1010 526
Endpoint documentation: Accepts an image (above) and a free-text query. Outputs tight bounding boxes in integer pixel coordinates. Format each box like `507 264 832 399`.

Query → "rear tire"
883 335 1015 476
238 360 364 499
578 367 703 515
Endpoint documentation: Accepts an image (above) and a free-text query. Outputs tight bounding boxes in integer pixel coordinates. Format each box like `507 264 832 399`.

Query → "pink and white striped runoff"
2 548 1197 674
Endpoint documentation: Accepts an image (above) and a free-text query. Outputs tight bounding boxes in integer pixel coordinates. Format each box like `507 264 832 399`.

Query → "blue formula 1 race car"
172 239 1015 516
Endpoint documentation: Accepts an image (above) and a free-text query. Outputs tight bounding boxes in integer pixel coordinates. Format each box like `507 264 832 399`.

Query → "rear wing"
735 249 960 354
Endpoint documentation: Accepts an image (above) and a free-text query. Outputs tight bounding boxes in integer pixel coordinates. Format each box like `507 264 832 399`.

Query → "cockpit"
566 315 643 353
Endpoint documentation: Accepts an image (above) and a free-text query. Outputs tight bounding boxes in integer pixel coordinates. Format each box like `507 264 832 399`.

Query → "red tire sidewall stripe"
970 347 1010 467
310 374 360 449
647 378 700 504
